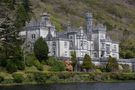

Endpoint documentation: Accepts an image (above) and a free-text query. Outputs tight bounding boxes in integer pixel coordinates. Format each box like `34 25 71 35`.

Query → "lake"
0 82 135 90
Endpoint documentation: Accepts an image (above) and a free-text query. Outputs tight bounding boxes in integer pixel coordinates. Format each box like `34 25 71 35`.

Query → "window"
64 42 67 48
106 44 110 54
69 35 73 39
80 41 83 49
31 34 36 39
101 43 105 49
113 45 117 52
65 51 68 56
53 50 56 55
70 41 73 48
53 42 56 46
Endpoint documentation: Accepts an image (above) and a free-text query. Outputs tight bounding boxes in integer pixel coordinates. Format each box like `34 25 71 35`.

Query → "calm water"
1 82 135 90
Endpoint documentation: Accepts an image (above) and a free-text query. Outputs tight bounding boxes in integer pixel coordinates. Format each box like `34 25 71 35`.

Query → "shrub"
117 73 135 80
25 54 37 67
50 61 65 72
121 64 131 72
81 54 95 72
33 60 43 71
12 73 24 83
48 75 59 83
6 60 17 73
34 72 46 84
0 76 4 83
46 57 57 66
106 56 119 72
58 72 73 79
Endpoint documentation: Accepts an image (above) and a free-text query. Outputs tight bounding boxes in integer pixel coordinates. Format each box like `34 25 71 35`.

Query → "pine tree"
81 54 95 72
34 37 49 62
15 4 29 28
106 56 119 72
71 51 77 71
22 0 31 12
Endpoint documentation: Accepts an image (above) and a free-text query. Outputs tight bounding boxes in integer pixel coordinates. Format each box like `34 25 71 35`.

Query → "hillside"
0 0 135 58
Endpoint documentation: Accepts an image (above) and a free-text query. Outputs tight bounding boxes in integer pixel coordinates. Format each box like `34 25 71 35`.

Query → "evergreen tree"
34 37 49 62
106 56 119 72
15 4 29 28
22 0 31 12
81 54 95 72
71 51 77 71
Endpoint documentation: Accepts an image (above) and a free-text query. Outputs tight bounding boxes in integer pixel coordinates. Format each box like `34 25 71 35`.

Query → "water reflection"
1 82 135 90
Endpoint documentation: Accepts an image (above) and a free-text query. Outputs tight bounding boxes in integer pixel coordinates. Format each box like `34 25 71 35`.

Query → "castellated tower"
85 12 93 34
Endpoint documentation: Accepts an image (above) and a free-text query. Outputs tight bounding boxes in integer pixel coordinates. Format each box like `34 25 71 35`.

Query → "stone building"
20 12 119 60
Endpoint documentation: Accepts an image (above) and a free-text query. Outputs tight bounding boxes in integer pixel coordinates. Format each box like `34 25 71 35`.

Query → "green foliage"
33 60 43 71
25 54 37 67
46 56 57 66
34 37 49 62
22 0 31 12
0 75 4 83
15 4 29 28
70 51 77 71
81 54 95 72
34 72 46 84
106 56 119 72
121 64 131 72
6 60 17 73
47 75 59 83
49 61 65 72
47 57 65 72
12 72 24 83
58 72 73 79
0 17 24 73
4 0 15 9
120 50 135 59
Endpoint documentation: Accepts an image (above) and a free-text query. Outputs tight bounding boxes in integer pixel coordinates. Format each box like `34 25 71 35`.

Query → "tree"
71 51 77 71
34 37 49 62
81 54 95 72
4 0 15 9
106 56 119 72
22 0 31 12
0 17 25 72
15 4 29 28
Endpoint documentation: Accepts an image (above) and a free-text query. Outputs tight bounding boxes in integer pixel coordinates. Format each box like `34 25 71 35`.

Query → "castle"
20 12 119 61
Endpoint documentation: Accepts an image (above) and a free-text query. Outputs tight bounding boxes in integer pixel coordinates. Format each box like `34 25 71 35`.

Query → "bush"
0 76 4 83
6 60 17 73
33 60 43 71
48 75 59 83
81 54 95 72
117 73 135 80
34 72 46 84
12 72 24 83
121 64 131 72
106 56 119 72
47 57 57 66
50 61 65 72
58 72 73 79
25 54 37 67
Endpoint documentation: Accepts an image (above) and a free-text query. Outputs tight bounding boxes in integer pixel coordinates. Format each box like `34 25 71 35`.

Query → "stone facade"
20 12 119 60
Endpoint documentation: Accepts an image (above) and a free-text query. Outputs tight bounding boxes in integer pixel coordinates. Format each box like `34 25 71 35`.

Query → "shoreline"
1 72 135 86
1 80 135 86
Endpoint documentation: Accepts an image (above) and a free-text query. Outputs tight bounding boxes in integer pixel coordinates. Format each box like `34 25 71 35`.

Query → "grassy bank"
0 71 135 85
